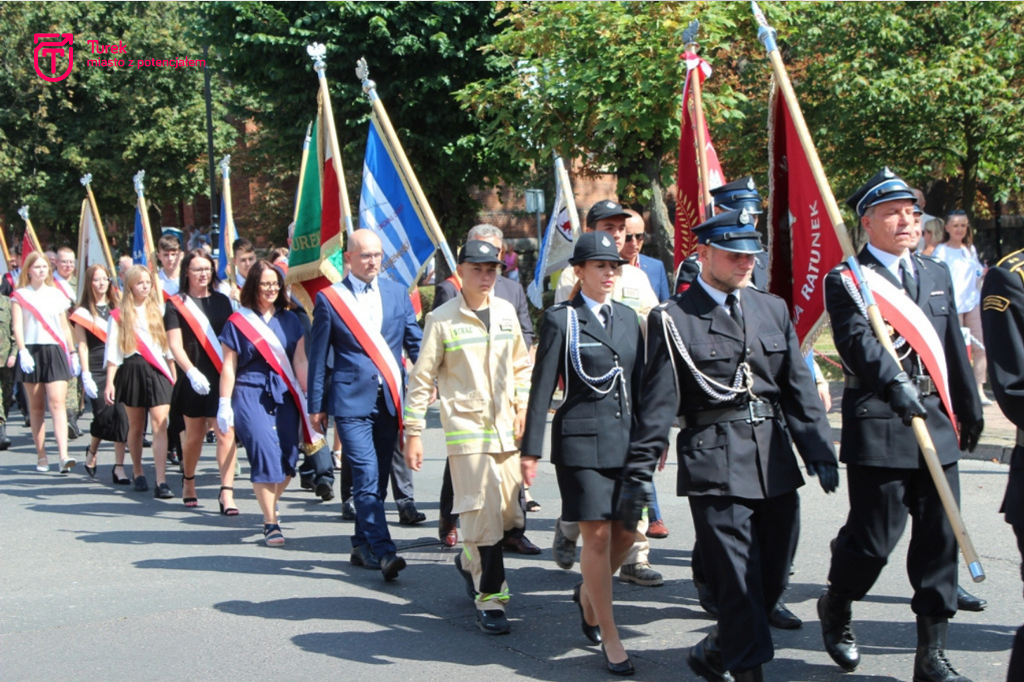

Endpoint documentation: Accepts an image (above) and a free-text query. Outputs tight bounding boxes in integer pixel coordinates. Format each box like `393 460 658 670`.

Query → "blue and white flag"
217 196 232 280
527 158 578 308
132 205 148 266
358 114 436 288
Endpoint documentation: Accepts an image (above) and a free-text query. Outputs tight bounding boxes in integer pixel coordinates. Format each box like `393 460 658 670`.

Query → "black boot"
67 410 83 440
732 666 763 682
0 423 10 450
818 589 860 671
688 627 733 682
913 616 971 682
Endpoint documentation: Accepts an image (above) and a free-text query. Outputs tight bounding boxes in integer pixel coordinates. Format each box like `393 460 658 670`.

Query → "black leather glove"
885 372 927 426
960 418 984 453
808 462 839 493
616 479 652 533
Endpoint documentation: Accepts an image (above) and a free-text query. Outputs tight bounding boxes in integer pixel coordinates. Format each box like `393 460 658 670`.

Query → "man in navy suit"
622 210 670 302
308 229 423 581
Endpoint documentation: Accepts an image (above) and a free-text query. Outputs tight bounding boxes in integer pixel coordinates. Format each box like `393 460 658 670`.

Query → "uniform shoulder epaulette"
915 252 942 265
829 262 850 274
996 247 1024 272
548 301 570 311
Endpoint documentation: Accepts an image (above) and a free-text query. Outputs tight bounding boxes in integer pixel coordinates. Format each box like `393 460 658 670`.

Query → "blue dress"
219 308 304 484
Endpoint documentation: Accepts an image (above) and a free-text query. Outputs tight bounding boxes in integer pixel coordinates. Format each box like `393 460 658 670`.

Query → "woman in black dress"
71 263 129 480
522 233 645 675
166 249 237 512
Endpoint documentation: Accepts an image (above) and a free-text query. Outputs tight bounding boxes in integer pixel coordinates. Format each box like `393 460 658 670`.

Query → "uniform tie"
900 260 918 301
726 293 744 331
600 304 613 336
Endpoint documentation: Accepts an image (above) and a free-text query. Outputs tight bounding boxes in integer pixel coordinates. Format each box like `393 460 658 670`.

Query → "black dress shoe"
573 582 602 644
112 466 131 485
454 553 476 601
817 590 859 671
166 449 181 466
476 609 510 635
768 601 802 629
315 482 335 501
397 501 426 525
205 429 216 444
956 584 986 612
379 553 406 581
155 482 174 499
66 411 83 440
299 476 314 491
341 500 356 520
602 643 635 676
688 630 732 682
142 436 152 448
0 423 11 450
732 665 763 682
694 577 719 616
350 545 381 570
133 475 149 492
503 535 542 555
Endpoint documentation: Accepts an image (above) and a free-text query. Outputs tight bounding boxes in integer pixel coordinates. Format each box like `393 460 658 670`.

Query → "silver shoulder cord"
564 306 624 398
660 309 757 403
840 273 912 361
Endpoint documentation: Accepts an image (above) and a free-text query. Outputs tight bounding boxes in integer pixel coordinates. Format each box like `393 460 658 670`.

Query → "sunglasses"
624 233 647 243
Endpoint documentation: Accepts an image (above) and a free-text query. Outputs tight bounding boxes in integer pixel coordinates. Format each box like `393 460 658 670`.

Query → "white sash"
54 275 75 302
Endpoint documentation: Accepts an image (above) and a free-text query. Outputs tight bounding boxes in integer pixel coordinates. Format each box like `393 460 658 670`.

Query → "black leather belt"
681 400 777 428
844 374 936 396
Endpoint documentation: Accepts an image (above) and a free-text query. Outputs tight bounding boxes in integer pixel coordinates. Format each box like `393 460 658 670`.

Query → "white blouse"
104 303 173 366
932 243 983 313
14 285 71 346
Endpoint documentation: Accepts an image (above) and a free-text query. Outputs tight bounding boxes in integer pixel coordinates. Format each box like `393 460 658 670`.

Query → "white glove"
18 349 35 374
187 367 211 395
82 373 98 399
70 353 81 377
216 397 234 434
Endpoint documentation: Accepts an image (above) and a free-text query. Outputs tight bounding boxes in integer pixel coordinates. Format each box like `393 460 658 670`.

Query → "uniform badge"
739 208 750 225
983 295 1010 313
601 235 611 247
621 287 639 299
746 177 756 190
479 244 490 253
606 201 616 209
883 167 894 178
500 319 514 332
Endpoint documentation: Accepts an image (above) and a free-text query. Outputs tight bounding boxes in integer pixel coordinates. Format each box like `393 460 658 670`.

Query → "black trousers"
440 459 527 540
1008 523 1024 682
690 491 800 673
298 443 336 488
828 463 960 617
342 441 413 505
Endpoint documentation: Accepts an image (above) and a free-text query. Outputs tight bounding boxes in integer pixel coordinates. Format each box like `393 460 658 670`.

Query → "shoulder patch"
983 295 1011 313
996 248 1024 270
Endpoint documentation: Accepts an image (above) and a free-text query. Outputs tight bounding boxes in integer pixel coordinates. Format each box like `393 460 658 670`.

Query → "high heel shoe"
219 486 239 516
85 446 98 478
182 474 198 508
573 582 602 644
111 465 131 485
601 643 634 676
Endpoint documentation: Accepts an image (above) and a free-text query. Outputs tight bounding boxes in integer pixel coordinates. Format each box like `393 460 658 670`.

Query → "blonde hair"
18 252 55 288
118 266 167 355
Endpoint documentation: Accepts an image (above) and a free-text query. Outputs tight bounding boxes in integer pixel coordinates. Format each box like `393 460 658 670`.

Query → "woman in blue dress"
218 260 308 546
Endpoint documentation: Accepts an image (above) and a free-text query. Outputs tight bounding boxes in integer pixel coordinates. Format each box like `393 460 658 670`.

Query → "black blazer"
522 294 644 469
623 284 836 500
825 247 982 469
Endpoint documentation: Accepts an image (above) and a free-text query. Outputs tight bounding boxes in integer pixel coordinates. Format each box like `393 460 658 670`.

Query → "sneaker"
619 562 664 586
552 518 578 570
647 519 669 539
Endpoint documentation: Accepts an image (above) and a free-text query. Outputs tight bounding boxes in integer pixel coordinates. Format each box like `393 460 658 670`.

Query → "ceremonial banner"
527 157 578 308
674 50 724 267
767 81 846 349
358 113 439 290
18 207 42 267
132 205 149 267
76 199 110 298
217 195 233 281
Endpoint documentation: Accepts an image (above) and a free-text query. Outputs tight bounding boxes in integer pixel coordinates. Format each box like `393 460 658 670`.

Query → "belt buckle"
746 400 768 425
915 375 933 396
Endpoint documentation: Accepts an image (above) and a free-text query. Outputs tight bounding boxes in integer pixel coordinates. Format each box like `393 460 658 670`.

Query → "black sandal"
85 446 98 478
111 465 131 485
219 486 239 516
182 474 198 508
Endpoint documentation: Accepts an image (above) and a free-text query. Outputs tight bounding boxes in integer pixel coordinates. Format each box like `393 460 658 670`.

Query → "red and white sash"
53 275 75 302
69 307 108 343
841 266 958 436
110 308 174 385
322 283 404 430
167 294 224 373
11 290 71 367
229 308 323 453
445 274 462 292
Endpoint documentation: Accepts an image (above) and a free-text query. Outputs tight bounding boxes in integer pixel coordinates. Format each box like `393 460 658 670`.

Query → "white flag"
527 159 578 308
77 199 109 299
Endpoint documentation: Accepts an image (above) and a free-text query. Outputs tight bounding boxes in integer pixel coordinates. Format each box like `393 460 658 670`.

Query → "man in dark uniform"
817 168 983 681
621 208 839 681
979 250 1024 680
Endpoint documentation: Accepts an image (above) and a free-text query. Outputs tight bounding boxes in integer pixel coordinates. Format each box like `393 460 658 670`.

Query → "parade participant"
434 223 538 551
620 208 839 681
53 246 83 439
817 169 983 680
117 255 133 291
0 292 16 450
622 210 670 302
166 249 237 511
307 229 421 581
232 238 257 289
523 232 642 674
219 261 312 545
980 249 1024 680
12 252 78 473
404 239 531 635
552 201 662 588
71 264 128 479
104 265 177 498
156 233 185 464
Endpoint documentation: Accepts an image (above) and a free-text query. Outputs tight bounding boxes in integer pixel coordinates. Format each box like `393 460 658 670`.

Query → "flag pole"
0 218 11 266
751 1 983 582
17 206 43 254
554 155 580 237
133 170 160 294
307 44 354 236
81 174 118 279
356 57 458 275
219 155 237 291
682 21 714 217
293 122 313 224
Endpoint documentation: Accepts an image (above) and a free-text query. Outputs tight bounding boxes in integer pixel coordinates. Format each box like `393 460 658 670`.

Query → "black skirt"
171 371 220 418
12 344 72 384
114 355 173 408
87 371 129 442
555 465 624 523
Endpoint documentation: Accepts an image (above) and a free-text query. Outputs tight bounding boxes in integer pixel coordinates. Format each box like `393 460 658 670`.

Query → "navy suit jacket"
638 254 670 302
307 277 422 418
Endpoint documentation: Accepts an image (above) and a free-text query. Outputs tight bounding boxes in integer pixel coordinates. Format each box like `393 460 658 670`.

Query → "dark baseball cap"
586 200 631 227
458 240 502 265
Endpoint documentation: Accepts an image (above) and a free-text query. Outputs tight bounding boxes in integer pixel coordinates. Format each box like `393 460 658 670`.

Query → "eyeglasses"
358 252 384 262
188 267 212 274
259 282 281 291
624 233 647 243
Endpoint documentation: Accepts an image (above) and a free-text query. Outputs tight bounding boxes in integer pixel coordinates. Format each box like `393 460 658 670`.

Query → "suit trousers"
557 515 650 565
335 390 398 559
827 463 959 617
342 442 412 504
1006 522 1024 681
690 491 800 673
450 451 524 611
298 442 336 489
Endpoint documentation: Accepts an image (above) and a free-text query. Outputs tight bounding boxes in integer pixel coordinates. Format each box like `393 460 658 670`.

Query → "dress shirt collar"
696 273 737 309
866 242 915 278
579 292 612 323
348 274 379 294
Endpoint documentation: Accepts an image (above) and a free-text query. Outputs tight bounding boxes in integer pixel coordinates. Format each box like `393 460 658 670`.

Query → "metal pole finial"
80 173 92 187
18 206 29 222
750 1 779 53
218 155 231 178
682 20 700 50
307 43 327 75
133 170 146 198
356 57 377 97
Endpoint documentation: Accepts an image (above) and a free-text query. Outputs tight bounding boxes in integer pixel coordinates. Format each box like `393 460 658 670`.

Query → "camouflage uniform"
0 294 14 422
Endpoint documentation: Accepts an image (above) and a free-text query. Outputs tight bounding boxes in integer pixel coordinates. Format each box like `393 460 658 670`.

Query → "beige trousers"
558 512 650 565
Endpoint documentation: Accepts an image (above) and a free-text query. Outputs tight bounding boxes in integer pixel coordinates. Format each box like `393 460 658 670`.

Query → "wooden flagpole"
81 174 118 280
0 218 11 266
308 44 354 236
17 206 44 254
133 170 160 295
682 21 714 217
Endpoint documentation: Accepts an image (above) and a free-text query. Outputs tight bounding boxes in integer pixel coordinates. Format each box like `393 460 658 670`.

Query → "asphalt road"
1 405 1020 681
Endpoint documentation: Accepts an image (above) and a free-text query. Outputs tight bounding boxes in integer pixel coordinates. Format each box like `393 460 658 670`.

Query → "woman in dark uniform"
71 263 129 480
166 249 237 512
522 232 644 676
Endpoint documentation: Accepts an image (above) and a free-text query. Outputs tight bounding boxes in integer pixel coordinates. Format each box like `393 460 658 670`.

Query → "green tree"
0 2 235 244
